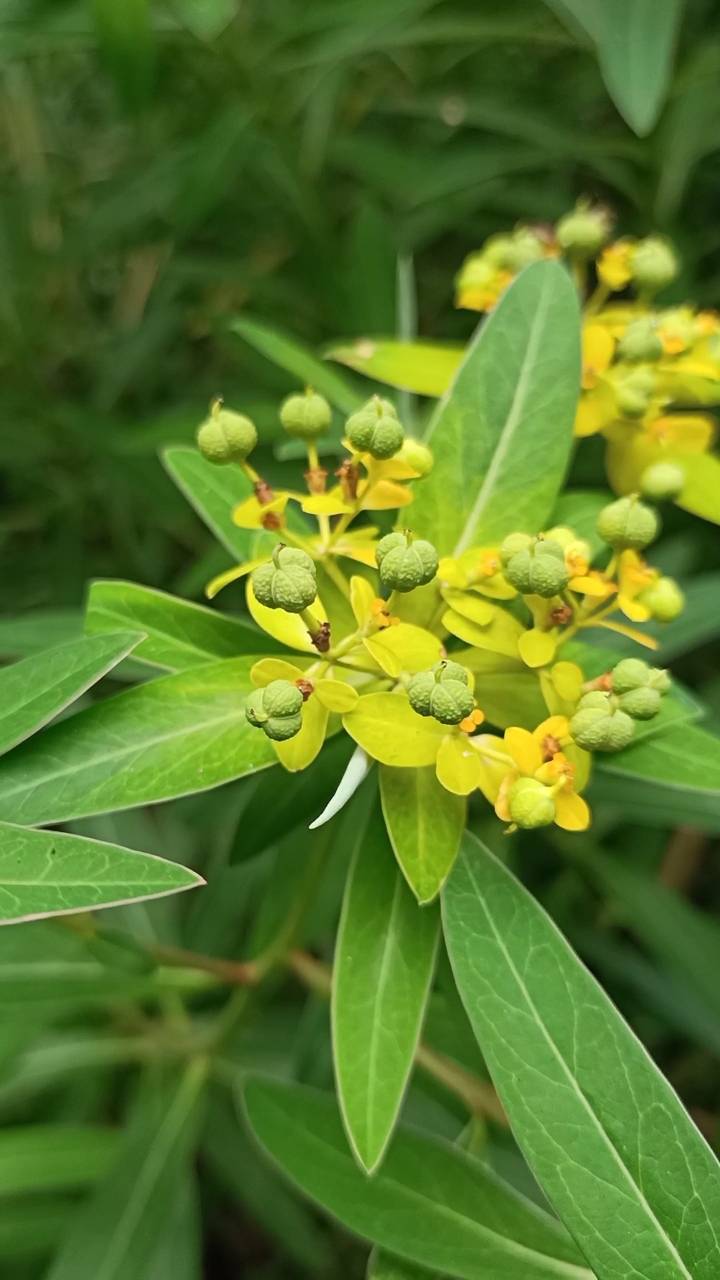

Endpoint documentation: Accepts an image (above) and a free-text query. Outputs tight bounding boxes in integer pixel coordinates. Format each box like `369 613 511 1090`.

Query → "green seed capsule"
615 367 656 418
639 462 685 502
556 202 611 255
251 546 317 613
245 680 304 741
376 533 438 593
617 686 662 720
570 705 635 752
596 496 659 550
631 237 679 293
617 317 664 363
610 658 651 694
499 532 534 567
279 390 332 440
407 661 473 725
505 543 569 598
507 777 556 829
346 397 404 459
397 437 434 477
197 408 257 464
637 576 684 622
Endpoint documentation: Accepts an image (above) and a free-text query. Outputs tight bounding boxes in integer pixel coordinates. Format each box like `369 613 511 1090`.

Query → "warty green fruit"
251 546 317 613
596 496 659 550
507 777 556 829
279 390 332 440
570 706 635 752
617 686 662 720
197 409 257 464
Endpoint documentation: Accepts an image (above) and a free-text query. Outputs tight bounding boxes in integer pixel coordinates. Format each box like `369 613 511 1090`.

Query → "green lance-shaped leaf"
85 580 280 672
47 1059 207 1280
379 765 465 904
550 0 684 137
332 801 440 1172
0 822 203 925
0 1124 119 1196
162 445 254 560
442 832 720 1280
243 1078 591 1280
368 1250 444 1280
0 610 82 660
0 1195 79 1262
232 315 362 414
327 338 464 398
591 723 720 833
0 631 142 758
411 260 581 557
0 657 276 827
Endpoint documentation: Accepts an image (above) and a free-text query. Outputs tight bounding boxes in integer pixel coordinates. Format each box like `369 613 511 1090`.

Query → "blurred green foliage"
4 0 720 613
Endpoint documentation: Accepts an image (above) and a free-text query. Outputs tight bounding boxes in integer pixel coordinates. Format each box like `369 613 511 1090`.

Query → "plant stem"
149 943 258 987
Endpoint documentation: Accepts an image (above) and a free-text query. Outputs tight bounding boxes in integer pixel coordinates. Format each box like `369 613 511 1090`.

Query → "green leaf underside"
0 632 143 758
232 315 361 414
379 766 465 902
0 1125 118 1196
0 822 202 924
85 580 280 671
443 833 720 1280
327 338 464 398
46 1060 206 1280
592 724 720 832
161 446 255 560
368 1249 444 1280
0 657 276 826
411 260 581 556
243 1078 591 1280
332 802 440 1172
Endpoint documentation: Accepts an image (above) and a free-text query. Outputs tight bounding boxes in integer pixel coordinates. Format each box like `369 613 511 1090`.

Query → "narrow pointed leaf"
243 1077 591 1280
443 832 720 1280
0 658 276 826
47 1060 207 1280
0 1125 118 1195
379 765 465 903
85 580 280 671
0 822 203 924
332 802 440 1171
411 261 581 556
591 723 720 832
162 446 254 559
368 1250 443 1280
0 632 143 758
232 315 361 413
327 338 463 397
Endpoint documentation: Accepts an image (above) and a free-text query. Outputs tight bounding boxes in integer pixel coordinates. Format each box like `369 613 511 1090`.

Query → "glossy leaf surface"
411 261 581 556
0 822 202 924
243 1077 591 1280
0 632 142 758
592 724 720 832
162 446 253 559
380 765 465 903
85 580 279 671
443 832 720 1280
0 658 276 825
333 802 439 1171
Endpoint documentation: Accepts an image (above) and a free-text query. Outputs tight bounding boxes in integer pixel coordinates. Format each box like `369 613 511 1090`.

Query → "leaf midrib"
453 269 553 556
461 853 695 1280
364 870 405 1167
260 1101 593 1279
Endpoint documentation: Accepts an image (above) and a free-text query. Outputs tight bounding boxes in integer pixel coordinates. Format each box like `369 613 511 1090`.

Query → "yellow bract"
232 493 290 529
250 658 305 686
436 734 481 795
205 556 269 600
301 491 352 516
350 575 376 627
247 580 328 653
274 694 328 772
442 606 523 659
518 628 556 669
314 679 359 713
363 623 442 678
360 479 413 510
343 693 445 767
441 588 495 627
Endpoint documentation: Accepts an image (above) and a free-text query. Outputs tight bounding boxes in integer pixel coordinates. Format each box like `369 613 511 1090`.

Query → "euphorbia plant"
0 259 719 1278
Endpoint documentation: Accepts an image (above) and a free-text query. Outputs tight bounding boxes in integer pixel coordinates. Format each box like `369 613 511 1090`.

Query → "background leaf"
379 765 465 903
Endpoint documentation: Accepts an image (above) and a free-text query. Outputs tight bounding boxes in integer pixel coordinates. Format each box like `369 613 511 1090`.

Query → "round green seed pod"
499 532 533 566
556 202 610 255
504 549 532 593
617 686 662 720
408 661 470 720
543 526 576 550
577 691 613 712
429 680 475 725
279 390 332 440
648 668 671 694
397 437 434 477
379 539 439 593
610 658 650 694
631 237 679 293
638 576 684 622
639 462 685 502
617 317 664 363
482 234 518 270
262 680 304 718
505 228 545 271
245 688 270 729
534 538 565 561
570 706 635 752
251 546 317 613
596 496 660 550
507 777 556 829
375 531 408 568
265 712 303 741
527 554 570 598
615 367 656 418
197 408 257 464
346 397 404 459
245 681 304 741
